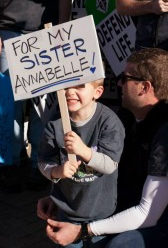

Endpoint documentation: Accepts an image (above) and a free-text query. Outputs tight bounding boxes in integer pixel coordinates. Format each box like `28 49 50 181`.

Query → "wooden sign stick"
44 23 76 162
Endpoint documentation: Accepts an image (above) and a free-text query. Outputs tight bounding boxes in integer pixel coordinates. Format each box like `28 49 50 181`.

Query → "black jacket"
117 100 168 212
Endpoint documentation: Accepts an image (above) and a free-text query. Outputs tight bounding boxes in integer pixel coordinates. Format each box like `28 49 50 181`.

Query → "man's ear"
94 86 104 100
139 80 151 95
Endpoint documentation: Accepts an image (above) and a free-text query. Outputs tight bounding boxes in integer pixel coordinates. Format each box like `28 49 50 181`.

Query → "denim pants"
105 230 145 248
106 209 168 248
0 30 44 167
54 232 110 248
57 235 111 248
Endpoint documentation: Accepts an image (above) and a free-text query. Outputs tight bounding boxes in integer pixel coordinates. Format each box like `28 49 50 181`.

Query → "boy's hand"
51 160 81 179
62 160 81 178
64 131 92 162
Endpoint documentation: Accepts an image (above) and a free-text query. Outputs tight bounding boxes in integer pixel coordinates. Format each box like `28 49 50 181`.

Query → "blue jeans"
61 235 111 248
106 209 168 248
106 231 145 248
55 234 110 248
0 30 44 167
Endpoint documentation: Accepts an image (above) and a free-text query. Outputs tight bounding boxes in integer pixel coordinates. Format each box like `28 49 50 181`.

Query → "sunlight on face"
65 82 102 121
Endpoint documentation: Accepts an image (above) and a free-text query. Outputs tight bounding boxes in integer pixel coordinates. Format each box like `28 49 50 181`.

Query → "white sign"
4 15 104 101
96 9 136 76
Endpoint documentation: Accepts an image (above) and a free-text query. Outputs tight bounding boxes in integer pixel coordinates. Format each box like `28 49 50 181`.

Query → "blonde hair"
91 78 104 88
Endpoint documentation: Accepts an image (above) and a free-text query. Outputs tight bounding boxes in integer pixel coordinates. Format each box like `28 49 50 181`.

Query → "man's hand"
64 131 92 162
46 219 81 246
152 0 168 14
37 196 57 220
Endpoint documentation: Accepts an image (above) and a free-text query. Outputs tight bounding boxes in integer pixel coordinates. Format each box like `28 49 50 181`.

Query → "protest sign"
0 73 14 165
85 0 115 26
72 0 87 20
85 0 136 76
34 0 88 126
4 15 105 101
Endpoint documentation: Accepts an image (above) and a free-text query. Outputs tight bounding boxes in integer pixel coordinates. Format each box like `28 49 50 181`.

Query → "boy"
38 78 125 247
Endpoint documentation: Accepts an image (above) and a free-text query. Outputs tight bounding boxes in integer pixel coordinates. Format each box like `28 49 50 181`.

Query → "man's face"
118 63 144 113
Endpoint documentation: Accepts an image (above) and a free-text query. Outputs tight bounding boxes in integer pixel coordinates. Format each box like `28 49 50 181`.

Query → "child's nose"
66 87 75 95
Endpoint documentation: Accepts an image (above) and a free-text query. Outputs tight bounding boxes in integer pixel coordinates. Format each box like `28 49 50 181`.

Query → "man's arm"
116 0 168 16
58 0 72 24
90 175 168 235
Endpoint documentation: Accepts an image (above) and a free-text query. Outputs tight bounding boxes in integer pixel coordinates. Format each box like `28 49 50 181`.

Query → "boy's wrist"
51 166 62 179
81 147 92 163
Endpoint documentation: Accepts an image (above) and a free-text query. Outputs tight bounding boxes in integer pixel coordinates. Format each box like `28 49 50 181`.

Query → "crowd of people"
1 0 168 247
0 0 72 192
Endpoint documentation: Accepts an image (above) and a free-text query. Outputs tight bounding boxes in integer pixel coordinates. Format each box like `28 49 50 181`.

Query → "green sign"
85 0 115 25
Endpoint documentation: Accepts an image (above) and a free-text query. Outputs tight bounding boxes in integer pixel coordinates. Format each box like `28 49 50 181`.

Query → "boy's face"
65 82 103 117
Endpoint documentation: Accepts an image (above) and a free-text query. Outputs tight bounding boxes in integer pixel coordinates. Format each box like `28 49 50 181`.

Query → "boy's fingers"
77 160 82 166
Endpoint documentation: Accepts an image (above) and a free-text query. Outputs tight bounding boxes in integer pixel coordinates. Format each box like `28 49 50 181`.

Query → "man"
116 0 168 50
37 48 168 247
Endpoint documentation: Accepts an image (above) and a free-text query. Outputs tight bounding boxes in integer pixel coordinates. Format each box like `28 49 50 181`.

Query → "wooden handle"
57 89 77 162
44 23 77 162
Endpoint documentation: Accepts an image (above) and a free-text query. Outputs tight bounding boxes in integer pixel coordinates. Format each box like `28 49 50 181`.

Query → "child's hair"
91 78 104 88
